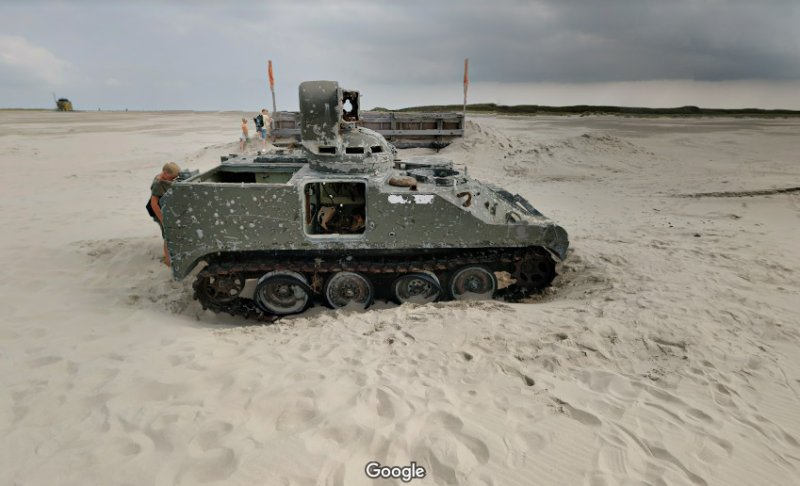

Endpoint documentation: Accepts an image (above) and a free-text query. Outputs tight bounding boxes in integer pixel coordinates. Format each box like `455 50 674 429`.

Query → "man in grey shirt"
150 162 180 266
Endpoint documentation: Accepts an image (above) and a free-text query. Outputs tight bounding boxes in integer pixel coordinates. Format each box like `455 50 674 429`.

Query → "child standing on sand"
239 118 249 152
259 108 272 151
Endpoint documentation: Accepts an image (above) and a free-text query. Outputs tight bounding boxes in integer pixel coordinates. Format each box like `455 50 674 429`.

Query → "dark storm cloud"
0 0 797 109
309 0 800 84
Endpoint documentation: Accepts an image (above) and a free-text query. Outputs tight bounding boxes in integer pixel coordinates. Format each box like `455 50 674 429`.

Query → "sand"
0 110 799 485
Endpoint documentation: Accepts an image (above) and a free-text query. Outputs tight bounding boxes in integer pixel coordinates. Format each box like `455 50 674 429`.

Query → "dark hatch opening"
304 181 366 235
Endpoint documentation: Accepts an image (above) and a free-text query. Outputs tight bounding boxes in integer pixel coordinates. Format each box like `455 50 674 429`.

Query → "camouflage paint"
161 81 569 279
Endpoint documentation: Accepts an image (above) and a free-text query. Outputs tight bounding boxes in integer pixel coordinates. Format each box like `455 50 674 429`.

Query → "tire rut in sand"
680 186 800 198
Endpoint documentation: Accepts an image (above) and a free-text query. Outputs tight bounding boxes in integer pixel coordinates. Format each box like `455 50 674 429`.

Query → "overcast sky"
1 0 799 110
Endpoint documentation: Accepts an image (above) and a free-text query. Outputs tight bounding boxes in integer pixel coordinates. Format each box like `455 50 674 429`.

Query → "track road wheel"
324 271 374 309
254 271 311 316
391 272 441 304
449 266 497 301
194 273 245 308
509 256 556 299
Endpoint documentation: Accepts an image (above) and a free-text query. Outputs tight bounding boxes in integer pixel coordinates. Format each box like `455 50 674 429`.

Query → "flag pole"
462 58 469 119
268 60 277 141
268 60 276 115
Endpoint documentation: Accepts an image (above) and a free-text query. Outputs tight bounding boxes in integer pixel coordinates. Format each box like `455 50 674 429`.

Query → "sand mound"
77 238 200 317
441 120 662 193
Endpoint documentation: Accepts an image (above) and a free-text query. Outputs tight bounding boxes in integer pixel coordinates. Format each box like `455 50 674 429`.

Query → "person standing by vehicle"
259 108 272 150
253 110 264 147
239 117 249 152
149 162 180 267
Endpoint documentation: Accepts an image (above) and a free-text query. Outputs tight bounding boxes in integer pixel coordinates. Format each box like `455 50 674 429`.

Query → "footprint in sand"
106 435 144 459
275 396 319 432
685 407 714 424
694 435 733 465
504 429 550 468
582 440 631 485
177 448 237 484
190 420 234 451
311 423 366 451
175 420 238 484
551 397 603 427
350 385 414 427
649 445 708 486
710 382 739 409
410 410 491 484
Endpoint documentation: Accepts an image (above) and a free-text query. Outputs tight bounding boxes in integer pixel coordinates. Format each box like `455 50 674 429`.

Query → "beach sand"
0 110 798 485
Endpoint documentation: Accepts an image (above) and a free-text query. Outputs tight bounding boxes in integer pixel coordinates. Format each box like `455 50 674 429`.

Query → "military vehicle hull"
161 81 569 320
56 98 73 111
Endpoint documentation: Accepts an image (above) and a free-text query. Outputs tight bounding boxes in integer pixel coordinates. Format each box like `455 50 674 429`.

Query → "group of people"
240 108 273 152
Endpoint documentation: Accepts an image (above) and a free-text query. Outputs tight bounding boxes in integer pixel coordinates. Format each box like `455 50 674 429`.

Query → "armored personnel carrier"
161 81 569 321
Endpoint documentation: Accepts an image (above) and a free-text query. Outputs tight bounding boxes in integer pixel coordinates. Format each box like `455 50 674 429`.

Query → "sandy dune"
0 110 798 485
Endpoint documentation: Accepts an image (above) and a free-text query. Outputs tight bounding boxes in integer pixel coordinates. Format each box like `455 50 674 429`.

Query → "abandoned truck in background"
56 98 73 111
160 81 569 320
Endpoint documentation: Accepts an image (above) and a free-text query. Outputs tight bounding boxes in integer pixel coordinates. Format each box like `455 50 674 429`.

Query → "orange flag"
463 58 469 115
268 60 275 88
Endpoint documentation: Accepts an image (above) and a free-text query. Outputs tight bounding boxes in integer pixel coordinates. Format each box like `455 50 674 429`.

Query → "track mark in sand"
680 186 800 198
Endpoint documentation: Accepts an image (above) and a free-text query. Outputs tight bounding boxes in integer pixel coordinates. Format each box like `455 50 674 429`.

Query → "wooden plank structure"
272 111 464 149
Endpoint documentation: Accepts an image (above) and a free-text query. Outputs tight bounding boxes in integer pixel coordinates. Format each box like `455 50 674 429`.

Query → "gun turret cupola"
298 80 393 174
